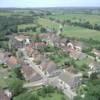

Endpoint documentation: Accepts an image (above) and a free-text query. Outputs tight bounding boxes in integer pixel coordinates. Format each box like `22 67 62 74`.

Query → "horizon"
0 0 100 8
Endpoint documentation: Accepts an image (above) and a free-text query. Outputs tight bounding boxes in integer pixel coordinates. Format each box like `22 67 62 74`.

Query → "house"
67 42 74 49
57 69 82 99
73 41 84 52
0 51 18 68
38 33 51 40
14 35 29 42
30 42 47 50
21 63 42 82
37 56 47 68
58 69 82 90
69 50 87 60
46 61 57 75
89 61 100 73
25 45 34 57
5 56 18 68
10 35 30 49
92 48 100 57
34 55 57 76
34 53 46 64
0 90 12 100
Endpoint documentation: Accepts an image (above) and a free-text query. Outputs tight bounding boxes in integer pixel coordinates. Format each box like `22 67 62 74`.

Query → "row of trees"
66 20 100 31
49 17 100 31
19 26 47 33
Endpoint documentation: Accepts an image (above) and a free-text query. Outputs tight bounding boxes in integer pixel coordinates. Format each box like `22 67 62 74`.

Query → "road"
20 48 46 78
23 79 45 88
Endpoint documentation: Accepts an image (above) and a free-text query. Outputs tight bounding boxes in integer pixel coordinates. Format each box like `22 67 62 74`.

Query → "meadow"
48 13 100 25
38 18 59 30
62 25 100 41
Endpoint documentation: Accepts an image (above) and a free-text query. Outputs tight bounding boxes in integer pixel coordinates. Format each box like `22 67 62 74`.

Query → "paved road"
23 79 45 88
20 48 46 78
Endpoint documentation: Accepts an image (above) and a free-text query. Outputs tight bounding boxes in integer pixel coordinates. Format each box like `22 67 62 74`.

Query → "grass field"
62 25 100 41
38 18 59 30
18 24 36 30
48 13 100 25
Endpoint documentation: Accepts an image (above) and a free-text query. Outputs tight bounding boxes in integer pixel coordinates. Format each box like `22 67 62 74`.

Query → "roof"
39 57 57 73
73 40 83 48
25 45 34 56
15 35 28 42
70 51 86 60
21 64 35 80
35 54 45 63
46 61 57 74
21 64 42 81
31 42 47 49
59 69 82 88
92 48 100 57
0 90 11 100
30 74 42 82
38 33 51 39
40 58 49 70
5 56 18 67
89 61 100 70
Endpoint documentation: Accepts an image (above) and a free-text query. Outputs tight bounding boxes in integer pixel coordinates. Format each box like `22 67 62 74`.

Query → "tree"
14 67 24 80
90 72 98 80
40 27 47 33
15 92 39 100
8 79 24 96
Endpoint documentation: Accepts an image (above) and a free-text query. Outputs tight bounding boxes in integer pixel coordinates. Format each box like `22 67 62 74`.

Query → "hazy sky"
0 0 100 8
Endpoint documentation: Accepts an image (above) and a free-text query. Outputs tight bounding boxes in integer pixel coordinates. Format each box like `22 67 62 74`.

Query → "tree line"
49 17 100 31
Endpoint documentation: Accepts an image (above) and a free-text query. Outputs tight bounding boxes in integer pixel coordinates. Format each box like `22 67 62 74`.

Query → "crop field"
48 13 100 25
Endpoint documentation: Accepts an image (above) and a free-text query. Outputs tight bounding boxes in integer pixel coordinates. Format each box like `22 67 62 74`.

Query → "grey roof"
30 74 42 82
59 70 81 88
46 61 57 74
91 62 100 70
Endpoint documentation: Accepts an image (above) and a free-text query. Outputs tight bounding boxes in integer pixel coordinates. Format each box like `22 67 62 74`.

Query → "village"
0 27 100 100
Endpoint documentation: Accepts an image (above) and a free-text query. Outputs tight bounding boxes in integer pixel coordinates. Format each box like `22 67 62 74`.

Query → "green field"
62 25 100 41
48 13 100 25
38 18 59 30
18 24 36 30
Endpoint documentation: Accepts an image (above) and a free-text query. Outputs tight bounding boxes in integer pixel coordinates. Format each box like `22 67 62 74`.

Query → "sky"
0 0 100 8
